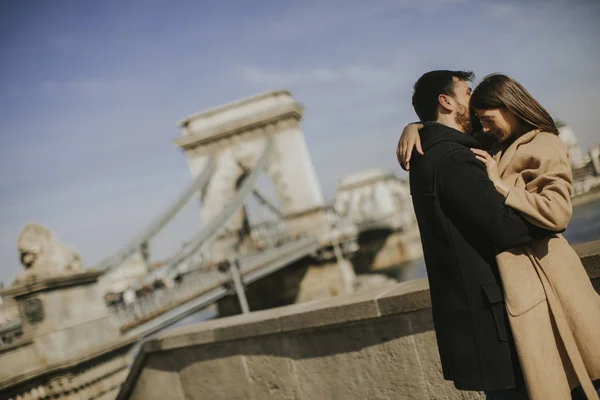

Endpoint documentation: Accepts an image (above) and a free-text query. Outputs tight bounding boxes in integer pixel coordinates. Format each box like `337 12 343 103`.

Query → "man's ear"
438 94 454 113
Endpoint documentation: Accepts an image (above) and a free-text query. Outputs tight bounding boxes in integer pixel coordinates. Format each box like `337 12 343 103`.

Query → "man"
405 70 546 399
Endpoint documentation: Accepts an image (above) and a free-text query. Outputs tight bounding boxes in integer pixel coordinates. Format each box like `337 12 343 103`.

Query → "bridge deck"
122 235 321 338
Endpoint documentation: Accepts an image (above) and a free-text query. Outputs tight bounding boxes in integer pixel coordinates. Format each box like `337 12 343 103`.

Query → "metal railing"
109 235 319 332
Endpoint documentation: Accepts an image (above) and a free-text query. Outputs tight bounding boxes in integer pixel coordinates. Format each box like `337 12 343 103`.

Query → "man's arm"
439 149 548 252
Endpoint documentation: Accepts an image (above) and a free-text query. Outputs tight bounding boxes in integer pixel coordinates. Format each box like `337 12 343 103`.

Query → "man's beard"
454 105 472 133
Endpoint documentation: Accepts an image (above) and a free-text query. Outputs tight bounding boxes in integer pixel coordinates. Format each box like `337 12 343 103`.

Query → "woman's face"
474 108 521 144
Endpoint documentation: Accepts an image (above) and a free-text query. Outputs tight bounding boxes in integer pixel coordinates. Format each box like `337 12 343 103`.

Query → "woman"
397 74 600 400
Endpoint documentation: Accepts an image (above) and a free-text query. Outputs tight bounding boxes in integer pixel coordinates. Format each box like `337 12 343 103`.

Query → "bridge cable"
97 157 217 270
133 139 274 288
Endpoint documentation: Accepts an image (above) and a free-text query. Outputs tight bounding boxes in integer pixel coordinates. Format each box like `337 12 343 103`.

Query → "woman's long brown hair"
470 74 559 135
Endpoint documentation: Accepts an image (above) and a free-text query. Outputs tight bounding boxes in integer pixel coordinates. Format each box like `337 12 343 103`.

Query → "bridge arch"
175 90 327 260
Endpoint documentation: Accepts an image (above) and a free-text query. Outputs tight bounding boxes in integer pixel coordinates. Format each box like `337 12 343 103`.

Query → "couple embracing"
396 70 600 400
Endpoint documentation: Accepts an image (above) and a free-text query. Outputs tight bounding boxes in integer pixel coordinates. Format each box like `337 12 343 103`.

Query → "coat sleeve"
504 137 573 231
439 149 543 252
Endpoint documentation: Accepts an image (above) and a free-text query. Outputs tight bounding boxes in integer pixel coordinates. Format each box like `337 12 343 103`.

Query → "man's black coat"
409 122 547 391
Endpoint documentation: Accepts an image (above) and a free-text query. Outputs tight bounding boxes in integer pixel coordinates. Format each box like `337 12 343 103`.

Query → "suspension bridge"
88 90 421 339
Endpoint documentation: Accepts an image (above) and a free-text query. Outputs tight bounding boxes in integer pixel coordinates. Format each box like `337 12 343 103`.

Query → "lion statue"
15 223 83 283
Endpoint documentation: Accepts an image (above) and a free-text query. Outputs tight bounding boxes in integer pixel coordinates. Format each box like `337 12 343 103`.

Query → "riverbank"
572 186 600 207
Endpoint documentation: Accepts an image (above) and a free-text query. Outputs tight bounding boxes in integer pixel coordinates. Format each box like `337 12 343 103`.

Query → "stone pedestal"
2 270 121 367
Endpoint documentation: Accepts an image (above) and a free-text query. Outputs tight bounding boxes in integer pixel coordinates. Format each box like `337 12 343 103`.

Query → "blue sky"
1 0 599 284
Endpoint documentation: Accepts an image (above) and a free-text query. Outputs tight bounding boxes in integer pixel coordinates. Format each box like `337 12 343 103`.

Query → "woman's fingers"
471 148 488 156
415 137 424 155
397 141 409 171
405 139 413 163
397 126 425 172
471 148 492 160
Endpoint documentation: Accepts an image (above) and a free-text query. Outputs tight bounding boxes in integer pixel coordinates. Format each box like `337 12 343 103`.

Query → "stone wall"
0 271 137 400
117 240 600 400
1 338 136 400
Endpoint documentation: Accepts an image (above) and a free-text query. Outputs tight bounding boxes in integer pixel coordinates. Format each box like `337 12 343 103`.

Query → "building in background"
557 121 600 197
333 168 416 231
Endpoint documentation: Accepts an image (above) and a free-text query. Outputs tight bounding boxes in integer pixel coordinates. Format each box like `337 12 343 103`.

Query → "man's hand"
396 123 424 171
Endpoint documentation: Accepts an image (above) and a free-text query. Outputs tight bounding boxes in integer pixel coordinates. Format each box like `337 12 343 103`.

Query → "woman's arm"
396 122 423 171
504 153 573 231
397 123 490 170
439 149 541 251
472 137 573 231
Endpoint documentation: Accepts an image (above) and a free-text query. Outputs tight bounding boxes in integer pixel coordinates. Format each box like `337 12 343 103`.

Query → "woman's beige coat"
494 130 600 400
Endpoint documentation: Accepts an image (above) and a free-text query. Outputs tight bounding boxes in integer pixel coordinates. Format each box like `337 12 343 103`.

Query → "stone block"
279 285 389 332
174 342 252 400
376 278 431 316
19 281 112 336
241 336 302 400
284 315 430 400
406 309 484 399
213 307 281 342
34 316 120 363
9 276 121 367
0 343 39 382
149 315 234 352
149 300 317 353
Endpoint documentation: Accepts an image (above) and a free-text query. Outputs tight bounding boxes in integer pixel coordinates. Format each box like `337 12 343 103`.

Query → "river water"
383 198 600 282
563 199 600 245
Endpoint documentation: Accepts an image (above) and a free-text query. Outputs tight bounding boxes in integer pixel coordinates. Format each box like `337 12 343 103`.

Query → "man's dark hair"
412 70 474 122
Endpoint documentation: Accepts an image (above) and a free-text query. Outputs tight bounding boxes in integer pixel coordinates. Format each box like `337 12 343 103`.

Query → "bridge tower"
174 90 327 260
333 169 423 272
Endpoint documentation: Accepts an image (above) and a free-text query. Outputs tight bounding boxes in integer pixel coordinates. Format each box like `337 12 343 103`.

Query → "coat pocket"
496 248 546 317
480 280 510 342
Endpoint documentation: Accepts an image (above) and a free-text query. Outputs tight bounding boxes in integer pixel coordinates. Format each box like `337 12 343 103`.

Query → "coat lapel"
494 130 539 177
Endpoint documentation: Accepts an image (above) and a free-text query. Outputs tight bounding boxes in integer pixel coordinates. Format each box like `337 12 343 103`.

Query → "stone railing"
116 240 600 400
1 337 137 400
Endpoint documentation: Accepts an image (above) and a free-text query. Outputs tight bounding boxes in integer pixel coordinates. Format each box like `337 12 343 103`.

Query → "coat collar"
419 121 481 151
494 130 540 176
